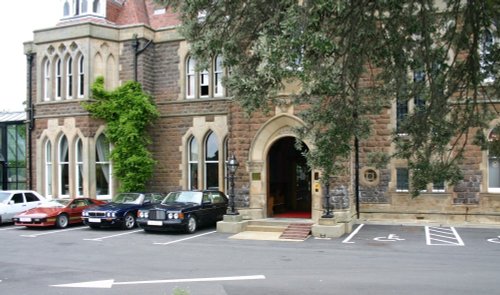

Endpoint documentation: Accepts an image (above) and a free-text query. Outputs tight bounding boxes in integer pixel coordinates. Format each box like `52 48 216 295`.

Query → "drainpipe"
354 135 360 219
133 34 153 82
25 52 34 190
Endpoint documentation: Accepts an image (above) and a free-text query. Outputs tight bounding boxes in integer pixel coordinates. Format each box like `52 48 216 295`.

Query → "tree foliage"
83 77 160 192
157 0 499 195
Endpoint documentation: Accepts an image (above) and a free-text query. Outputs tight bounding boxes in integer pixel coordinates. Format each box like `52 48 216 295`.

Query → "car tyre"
122 213 136 230
185 215 197 234
56 214 69 229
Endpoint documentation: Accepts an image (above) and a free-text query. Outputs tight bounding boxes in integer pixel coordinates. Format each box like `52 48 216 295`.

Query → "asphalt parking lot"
1 222 499 295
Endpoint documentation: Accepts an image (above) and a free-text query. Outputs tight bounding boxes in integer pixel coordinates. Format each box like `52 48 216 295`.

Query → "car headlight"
82 211 88 217
167 212 184 219
106 212 116 218
138 211 148 218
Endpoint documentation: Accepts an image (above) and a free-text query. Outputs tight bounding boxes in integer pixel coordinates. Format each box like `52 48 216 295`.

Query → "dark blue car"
137 190 228 234
82 192 164 229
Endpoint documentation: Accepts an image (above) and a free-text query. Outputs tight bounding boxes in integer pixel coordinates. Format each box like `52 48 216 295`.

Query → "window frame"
204 132 219 189
58 135 70 198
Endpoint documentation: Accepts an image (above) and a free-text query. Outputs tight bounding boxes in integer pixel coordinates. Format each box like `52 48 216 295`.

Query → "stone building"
24 0 499 236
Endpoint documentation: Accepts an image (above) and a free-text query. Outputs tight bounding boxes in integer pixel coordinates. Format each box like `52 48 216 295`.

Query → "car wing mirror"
8 200 15 205
70 204 77 209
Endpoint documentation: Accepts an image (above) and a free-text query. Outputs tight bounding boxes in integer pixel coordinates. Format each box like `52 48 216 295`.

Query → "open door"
267 137 311 218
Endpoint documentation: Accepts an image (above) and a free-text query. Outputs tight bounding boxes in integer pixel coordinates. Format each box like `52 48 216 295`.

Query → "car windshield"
162 191 202 205
113 193 142 204
0 192 10 203
37 199 70 208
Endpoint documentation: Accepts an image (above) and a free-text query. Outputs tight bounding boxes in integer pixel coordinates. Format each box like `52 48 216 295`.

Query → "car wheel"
56 214 69 229
185 216 197 234
122 213 136 230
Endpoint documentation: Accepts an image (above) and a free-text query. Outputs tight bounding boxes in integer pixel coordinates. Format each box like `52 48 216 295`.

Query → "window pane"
189 137 198 161
190 163 198 190
206 163 218 189
206 133 218 161
96 135 110 197
396 168 409 191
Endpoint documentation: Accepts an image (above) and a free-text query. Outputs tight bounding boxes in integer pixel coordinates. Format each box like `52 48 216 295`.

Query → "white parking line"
0 226 19 231
342 224 364 244
83 229 143 241
154 231 216 245
20 226 85 238
425 226 464 246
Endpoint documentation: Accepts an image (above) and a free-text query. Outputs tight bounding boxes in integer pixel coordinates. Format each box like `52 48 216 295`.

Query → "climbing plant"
83 77 160 192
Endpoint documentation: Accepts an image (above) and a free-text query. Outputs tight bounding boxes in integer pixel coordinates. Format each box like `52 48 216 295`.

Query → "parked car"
0 190 47 224
82 192 164 229
13 198 107 228
137 190 228 234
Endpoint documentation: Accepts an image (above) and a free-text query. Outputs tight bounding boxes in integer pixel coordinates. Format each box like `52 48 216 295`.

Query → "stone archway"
243 113 319 220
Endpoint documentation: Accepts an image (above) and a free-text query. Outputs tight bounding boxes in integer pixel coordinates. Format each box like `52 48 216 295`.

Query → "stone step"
245 225 287 232
279 223 313 240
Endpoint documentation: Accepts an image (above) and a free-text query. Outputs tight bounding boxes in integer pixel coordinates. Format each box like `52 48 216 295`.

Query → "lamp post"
226 153 239 215
322 178 334 218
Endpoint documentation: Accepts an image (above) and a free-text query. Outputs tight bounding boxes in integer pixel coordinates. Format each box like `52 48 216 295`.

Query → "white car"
0 190 47 224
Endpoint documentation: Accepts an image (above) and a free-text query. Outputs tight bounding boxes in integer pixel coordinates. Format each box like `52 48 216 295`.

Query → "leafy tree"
157 0 499 195
83 77 159 192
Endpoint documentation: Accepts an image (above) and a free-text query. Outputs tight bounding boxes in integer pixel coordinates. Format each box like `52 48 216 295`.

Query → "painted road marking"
487 236 500 244
374 234 405 242
83 229 143 241
342 224 364 244
425 226 464 246
0 226 19 231
51 275 266 289
20 226 85 238
154 231 216 245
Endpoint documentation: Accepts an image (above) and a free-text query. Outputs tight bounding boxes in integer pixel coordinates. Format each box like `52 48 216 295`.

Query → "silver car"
0 190 47 223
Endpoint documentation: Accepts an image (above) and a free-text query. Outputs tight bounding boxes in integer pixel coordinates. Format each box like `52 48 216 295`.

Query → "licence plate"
147 220 163 226
88 218 101 223
20 217 32 222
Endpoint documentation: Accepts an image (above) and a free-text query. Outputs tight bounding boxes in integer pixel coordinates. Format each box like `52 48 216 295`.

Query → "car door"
24 192 44 211
210 192 228 221
198 192 215 225
5 193 26 221
68 199 87 223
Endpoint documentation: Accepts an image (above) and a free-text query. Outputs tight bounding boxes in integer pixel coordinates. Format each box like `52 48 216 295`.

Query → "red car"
13 198 107 228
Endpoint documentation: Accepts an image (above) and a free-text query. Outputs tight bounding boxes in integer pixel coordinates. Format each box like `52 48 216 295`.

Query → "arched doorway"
267 137 311 218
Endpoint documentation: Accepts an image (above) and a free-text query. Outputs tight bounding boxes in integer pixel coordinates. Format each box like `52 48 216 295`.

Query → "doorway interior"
267 137 311 218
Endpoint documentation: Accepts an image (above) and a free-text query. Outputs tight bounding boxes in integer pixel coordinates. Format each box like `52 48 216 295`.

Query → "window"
81 0 88 14
96 134 111 199
55 58 62 99
396 168 409 192
45 141 52 197
480 29 495 83
205 132 219 189
6 125 26 190
432 181 445 192
72 0 80 15
186 57 196 98
488 127 500 192
185 55 225 99
58 136 69 197
396 97 408 133
63 0 71 16
213 55 224 97
11 193 24 204
92 0 101 14
43 59 51 101
67 57 73 98
188 137 198 189
413 70 426 111
25 193 40 202
78 55 85 97
76 138 83 196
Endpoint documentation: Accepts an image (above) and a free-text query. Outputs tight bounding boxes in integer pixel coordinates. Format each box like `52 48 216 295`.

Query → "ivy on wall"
83 77 160 192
